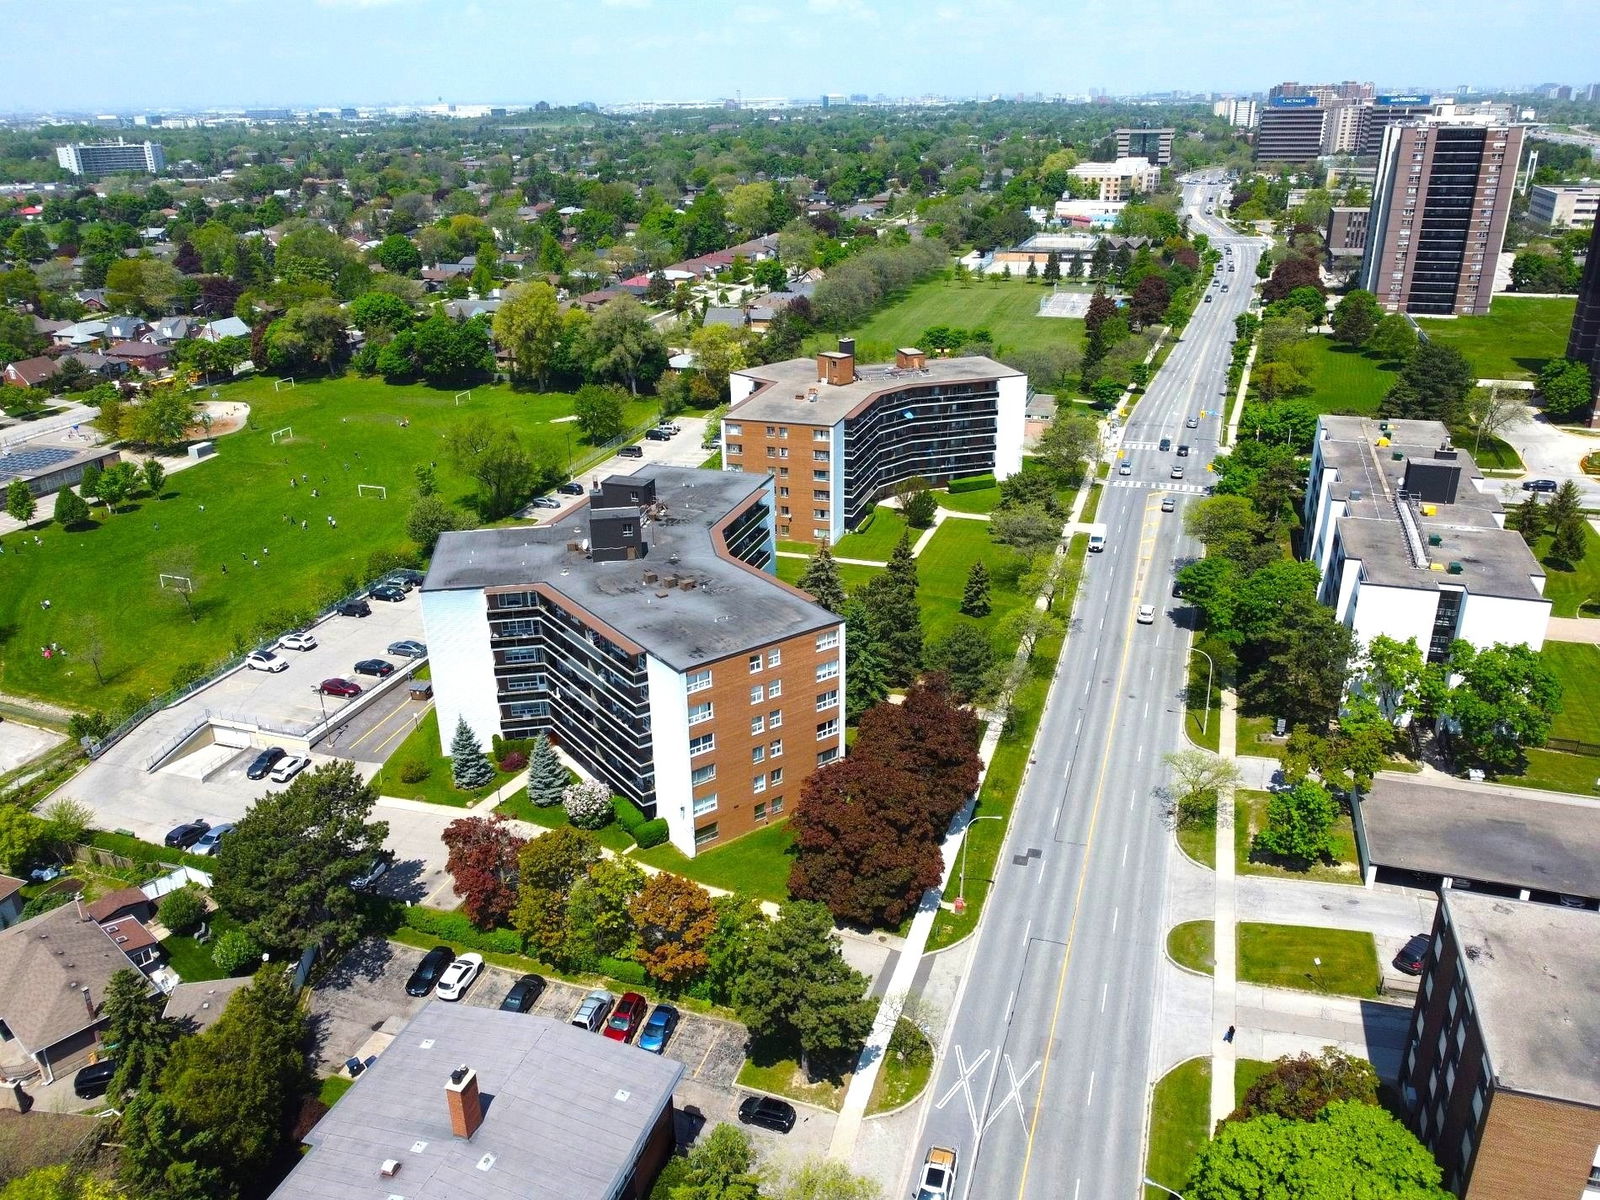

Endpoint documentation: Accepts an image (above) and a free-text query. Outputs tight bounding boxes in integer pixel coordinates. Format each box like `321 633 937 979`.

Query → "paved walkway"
1209 688 1240 1127
1548 618 1600 644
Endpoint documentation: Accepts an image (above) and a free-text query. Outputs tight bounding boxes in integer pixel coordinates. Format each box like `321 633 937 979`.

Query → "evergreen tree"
1513 493 1545 544
1112 244 1133 282
961 559 992 617
1090 239 1111 280
450 716 495 790
796 545 847 614
526 734 567 806
1083 286 1117 339
1551 511 1588 565
79 462 102 500
886 530 919 594
53 485 90 529
104 967 176 1098
1042 250 1061 283
842 598 891 720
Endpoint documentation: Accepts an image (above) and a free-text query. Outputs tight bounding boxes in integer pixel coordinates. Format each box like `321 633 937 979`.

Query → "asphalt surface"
913 176 1265 1200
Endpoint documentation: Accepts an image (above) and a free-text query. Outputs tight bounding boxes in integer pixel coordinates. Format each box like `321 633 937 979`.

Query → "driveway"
1496 410 1600 506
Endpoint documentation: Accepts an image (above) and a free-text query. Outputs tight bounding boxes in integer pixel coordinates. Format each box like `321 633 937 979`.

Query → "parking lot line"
695 1026 722 1080
353 702 428 756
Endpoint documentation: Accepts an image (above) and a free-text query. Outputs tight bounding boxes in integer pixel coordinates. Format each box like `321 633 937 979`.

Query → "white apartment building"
1066 157 1162 203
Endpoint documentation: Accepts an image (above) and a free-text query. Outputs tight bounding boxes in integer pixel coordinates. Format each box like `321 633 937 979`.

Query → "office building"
726 344 1027 545
1325 206 1370 273
1528 183 1600 228
422 469 844 858
1270 80 1374 104
1255 98 1329 162
1320 101 1368 155
1567 218 1600 425
1359 95 1444 156
54 139 166 176
1212 98 1258 129
1398 891 1600 1200
1066 156 1161 202
1114 127 1173 166
1358 118 1523 316
1303 416 1550 658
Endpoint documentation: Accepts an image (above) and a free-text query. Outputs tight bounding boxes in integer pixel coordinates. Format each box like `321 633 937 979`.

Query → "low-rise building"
1568 219 1600 425
1066 157 1161 203
1529 183 1600 228
1325 206 1371 272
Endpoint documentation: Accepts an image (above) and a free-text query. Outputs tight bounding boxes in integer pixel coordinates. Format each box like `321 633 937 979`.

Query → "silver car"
570 989 615 1033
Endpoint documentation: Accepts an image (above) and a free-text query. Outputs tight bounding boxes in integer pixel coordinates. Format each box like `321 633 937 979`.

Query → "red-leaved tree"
442 814 527 929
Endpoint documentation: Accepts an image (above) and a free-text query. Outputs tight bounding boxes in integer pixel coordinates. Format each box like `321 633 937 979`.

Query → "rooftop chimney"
895 347 926 370
446 1065 484 1140
816 345 855 386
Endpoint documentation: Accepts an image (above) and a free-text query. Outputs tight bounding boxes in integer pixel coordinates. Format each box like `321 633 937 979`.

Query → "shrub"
158 885 206 935
948 473 997 494
613 797 647 833
597 956 648 986
563 780 614 830
21 890 73 919
491 735 534 761
400 905 526 956
498 752 528 773
398 759 431 784
211 927 264 975
633 818 670 849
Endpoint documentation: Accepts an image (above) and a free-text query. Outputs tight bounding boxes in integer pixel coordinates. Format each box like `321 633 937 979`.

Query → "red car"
603 992 647 1042
319 678 362 697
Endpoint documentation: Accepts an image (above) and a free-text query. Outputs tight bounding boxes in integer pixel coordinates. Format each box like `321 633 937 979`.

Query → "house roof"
0 875 22 904
4 356 60 386
200 317 250 340
98 917 158 955
83 887 150 923
701 307 746 328
0 903 143 1054
106 341 168 360
163 977 252 1033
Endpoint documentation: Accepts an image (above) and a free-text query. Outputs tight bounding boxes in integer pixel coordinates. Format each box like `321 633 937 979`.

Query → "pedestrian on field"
252 559 259 568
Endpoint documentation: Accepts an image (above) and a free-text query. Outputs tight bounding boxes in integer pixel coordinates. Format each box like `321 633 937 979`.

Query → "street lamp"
1189 647 1215 736
957 814 1006 906
1143 1179 1185 1200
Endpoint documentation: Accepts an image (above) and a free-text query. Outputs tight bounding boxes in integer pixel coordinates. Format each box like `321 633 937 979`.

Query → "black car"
369 584 406 603
1393 933 1431 976
557 481 586 496
617 445 644 458
1158 437 1172 451
354 658 395 678
336 599 372 618
1521 478 1559 493
405 946 455 997
164 819 211 849
1176 444 1190 457
738 1096 796 1133
645 427 672 441
73 1059 118 1100
246 747 287 780
500 974 546 1013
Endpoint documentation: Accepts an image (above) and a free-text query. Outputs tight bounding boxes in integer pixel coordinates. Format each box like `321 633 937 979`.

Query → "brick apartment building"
1398 890 1600 1200
1568 218 1600 426
725 343 1028 545
421 468 844 858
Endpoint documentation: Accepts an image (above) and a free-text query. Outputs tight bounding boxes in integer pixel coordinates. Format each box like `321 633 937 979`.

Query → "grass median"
1144 1057 1211 1200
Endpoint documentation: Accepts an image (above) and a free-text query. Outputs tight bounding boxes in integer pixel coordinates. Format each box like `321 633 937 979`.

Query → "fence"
1544 737 1600 758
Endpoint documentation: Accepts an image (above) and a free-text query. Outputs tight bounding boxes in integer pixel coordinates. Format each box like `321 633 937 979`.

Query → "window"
769 739 783 758
817 718 840 740
688 701 713 725
767 648 781 668
509 702 540 719
693 792 718 817
813 469 830 481
691 763 717 786
507 677 541 692
813 450 829 462
813 528 829 541
753 774 767 794
768 709 782 728
750 715 765 735
814 490 830 501
778 426 789 439
725 422 741 436
779 486 790 497
814 428 830 441
749 653 763 673
768 679 781 698
500 618 534 637
689 732 715 756
813 509 828 520
816 629 840 651
505 646 539 664
726 443 743 456
777 447 789 459
818 746 840 765
765 425 777 436
686 668 712 694
816 688 839 711
780 505 790 517
498 592 527 608
780 523 790 535
770 795 784 814
751 745 765 764
816 659 839 681
769 767 783 785
750 684 765 704
694 823 719 847
754 802 767 821
779 467 789 478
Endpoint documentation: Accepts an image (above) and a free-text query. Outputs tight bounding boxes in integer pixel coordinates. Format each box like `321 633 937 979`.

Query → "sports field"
1415 296 1577 381
0 375 654 709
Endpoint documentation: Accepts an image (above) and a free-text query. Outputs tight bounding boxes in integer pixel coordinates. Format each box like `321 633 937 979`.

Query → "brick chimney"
816 338 855 386
895 347 926 369
446 1065 484 1139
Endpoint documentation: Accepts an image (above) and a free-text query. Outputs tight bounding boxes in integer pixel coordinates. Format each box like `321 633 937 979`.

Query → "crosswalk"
1106 479 1210 494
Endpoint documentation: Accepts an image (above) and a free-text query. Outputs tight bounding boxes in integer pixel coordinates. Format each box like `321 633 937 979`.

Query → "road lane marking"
1086 1070 1095 1108
983 1055 1042 1136
1020 919 1032 952
1122 843 1129 867
1101 982 1108 1012
934 1044 992 1138
1112 907 1119 933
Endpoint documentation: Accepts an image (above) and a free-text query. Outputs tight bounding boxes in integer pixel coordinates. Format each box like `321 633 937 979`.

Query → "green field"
0 375 654 709
832 507 910 561
1542 641 1600 745
1167 920 1216 974
803 276 1086 364
375 708 518 807
633 819 797 905
1416 296 1578 381
1238 923 1380 998
1145 1057 1212 1200
1235 788 1361 885
1531 522 1600 618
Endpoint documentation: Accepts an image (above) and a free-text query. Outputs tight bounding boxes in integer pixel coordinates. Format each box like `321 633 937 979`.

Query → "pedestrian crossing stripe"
1107 480 1208 493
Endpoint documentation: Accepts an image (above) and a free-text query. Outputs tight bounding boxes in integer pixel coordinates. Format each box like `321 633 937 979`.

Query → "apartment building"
421 468 845 858
1398 890 1600 1200
1114 127 1173 165
55 139 166 176
1303 416 1550 658
1568 218 1600 425
1528 184 1600 229
1066 156 1162 202
726 343 1027 545
1358 118 1523 316
1325 206 1370 272
1269 80 1375 104
1360 96 1446 156
1212 98 1258 129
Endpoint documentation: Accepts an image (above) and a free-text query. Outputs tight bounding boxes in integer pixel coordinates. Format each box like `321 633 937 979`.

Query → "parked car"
192 823 235 855
354 658 395 678
384 568 425 588
617 445 644 458
369 584 406 603
244 650 287 673
500 974 546 1013
738 1096 796 1133
1137 604 1156 625
1521 478 1559 493
557 481 586 496
531 496 561 509
350 853 393 892
405 946 455 997
73 1060 118 1100
270 754 310 783
570 989 615 1033
319 678 362 697
916 1145 959 1200
645 428 672 441
638 1004 679 1054
387 640 427 659
164 820 211 849
1393 933 1431 976
336 599 371 618
435 952 485 1001
603 992 647 1042
246 747 286 780
278 631 318 652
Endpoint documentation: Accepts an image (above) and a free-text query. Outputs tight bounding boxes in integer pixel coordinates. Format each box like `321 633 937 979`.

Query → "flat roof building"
1066 156 1161 202
1303 416 1550 659
55 139 166 177
1325 206 1371 272
1255 99 1329 163
422 468 844 858
726 345 1027 545
1212 98 1258 129
1398 891 1600 1199
1114 127 1173 166
1567 218 1600 426
1270 80 1375 104
1529 183 1600 229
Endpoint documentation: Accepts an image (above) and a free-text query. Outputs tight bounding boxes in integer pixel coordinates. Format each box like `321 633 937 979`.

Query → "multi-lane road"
912 178 1264 1200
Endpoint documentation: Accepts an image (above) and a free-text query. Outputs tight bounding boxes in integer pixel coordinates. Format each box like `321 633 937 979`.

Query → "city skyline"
4 0 1597 112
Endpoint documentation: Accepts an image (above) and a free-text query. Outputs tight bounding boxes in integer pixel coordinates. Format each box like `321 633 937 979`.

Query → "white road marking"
1021 918 1032 951
1100 982 1109 1012
1122 842 1129 867
1112 907 1119 933
982 1054 1043 1135
1086 1070 1096 1107
934 1045 992 1137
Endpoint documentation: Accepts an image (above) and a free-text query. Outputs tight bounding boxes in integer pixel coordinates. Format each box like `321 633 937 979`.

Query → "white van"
1087 523 1108 553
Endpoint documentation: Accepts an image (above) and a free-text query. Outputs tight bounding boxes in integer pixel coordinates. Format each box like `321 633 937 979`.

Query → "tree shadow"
1513 355 1553 377
1540 554 1578 574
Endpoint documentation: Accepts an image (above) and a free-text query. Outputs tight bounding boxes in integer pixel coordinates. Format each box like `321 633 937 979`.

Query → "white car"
245 650 288 673
435 952 484 1001
270 754 310 783
1137 604 1156 625
278 631 318 652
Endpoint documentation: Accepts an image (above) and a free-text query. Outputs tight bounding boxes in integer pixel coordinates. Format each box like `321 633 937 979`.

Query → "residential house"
162 977 252 1034
51 319 109 348
74 290 109 311
0 876 23 930
199 316 251 341
98 916 162 973
701 307 746 330
145 316 194 345
3 356 60 389
83 888 154 925
31 317 71 338
106 341 172 372
103 315 148 341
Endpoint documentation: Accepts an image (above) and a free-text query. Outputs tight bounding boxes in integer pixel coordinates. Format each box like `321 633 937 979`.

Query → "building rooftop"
272 1004 684 1200
423 467 837 671
1359 775 1600 899
1441 890 1600 1107
0 902 143 1053
162 976 252 1033
731 353 1022 426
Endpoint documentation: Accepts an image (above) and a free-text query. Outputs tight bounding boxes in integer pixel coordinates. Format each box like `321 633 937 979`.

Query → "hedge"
614 797 648 834
948 473 997 493
597 956 647 986
401 905 524 956
634 818 669 849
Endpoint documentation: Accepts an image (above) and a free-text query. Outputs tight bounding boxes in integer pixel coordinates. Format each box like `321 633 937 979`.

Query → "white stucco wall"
993 373 1028 480
645 655 694 857
827 422 847 544
419 587 500 756
1455 593 1551 653
1348 582 1441 651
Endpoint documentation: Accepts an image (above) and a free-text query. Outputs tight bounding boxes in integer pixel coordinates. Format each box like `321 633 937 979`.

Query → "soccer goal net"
273 377 295 392
158 573 194 592
269 426 294 444
454 390 472 406
357 484 388 499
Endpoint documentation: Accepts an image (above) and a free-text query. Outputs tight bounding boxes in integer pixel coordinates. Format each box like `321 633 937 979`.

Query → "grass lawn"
1290 336 1402 418
318 1075 355 1106
1530 522 1600 618
1235 788 1361 886
737 1045 847 1112
1543 641 1600 745
0 373 654 710
1238 922 1380 998
802 276 1086 365
375 708 516 807
935 486 1001 515
1175 801 1217 869
1144 1057 1212 1200
496 790 646 855
1235 1058 1274 1107
633 819 797 904
1500 746 1600 796
1459 431 1522 471
1167 920 1215 975
159 910 243 983
832 507 910 561
1185 642 1225 754
1235 715 1288 761
1415 296 1578 381
867 1018 934 1115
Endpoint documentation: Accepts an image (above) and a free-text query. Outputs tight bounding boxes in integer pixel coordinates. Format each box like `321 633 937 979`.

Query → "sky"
4 0 1599 112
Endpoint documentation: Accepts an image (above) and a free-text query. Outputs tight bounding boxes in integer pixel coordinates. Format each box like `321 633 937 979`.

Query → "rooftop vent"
1446 561 1464 574
380 1160 401 1178
1427 534 1442 546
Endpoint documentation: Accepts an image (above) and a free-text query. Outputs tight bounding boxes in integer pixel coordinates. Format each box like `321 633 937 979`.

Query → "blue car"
637 1004 678 1054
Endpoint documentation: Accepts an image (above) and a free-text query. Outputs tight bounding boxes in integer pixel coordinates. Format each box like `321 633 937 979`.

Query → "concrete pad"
0 720 61 773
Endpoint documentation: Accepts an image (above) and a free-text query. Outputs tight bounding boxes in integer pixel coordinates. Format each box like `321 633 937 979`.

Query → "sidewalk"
1548 617 1600 644
1208 688 1240 1127
1233 983 1411 1081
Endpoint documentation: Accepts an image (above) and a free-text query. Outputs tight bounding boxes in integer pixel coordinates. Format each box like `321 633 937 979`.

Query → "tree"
1 1166 126 1199
1536 357 1595 421
1443 640 1562 773
125 390 195 451
960 559 991 617
373 233 422 274
736 900 875 1069
1513 491 1546 544
105 257 180 316
211 760 390 956
562 779 613 830
211 927 264 975
1251 360 1308 403
573 382 627 444
1243 595 1356 731
0 807 45 872
1464 385 1528 455
448 717 495 790
446 420 544 520
1382 341 1474 425
53 485 91 529
1329 289 1381 348
442 815 527 928
158 885 206 935
1228 1049 1380 1125
842 597 891 720
1551 508 1588 565
263 298 346 374
797 547 847 614
1357 635 1425 723
1035 413 1099 486
1128 274 1170 329
991 504 1062 558
1042 251 1061 285
1367 312 1417 363
526 734 567 806
1163 749 1243 829
1187 1101 1450 1200
925 621 995 702
493 281 562 388
512 826 602 962
405 494 464 551
1252 780 1340 866
103 967 175 1098
672 1123 763 1200
1082 285 1117 339
687 323 750 404
587 295 665 394
565 856 644 964
765 1159 884 1200
5 479 36 528
856 547 922 687
629 871 717 986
